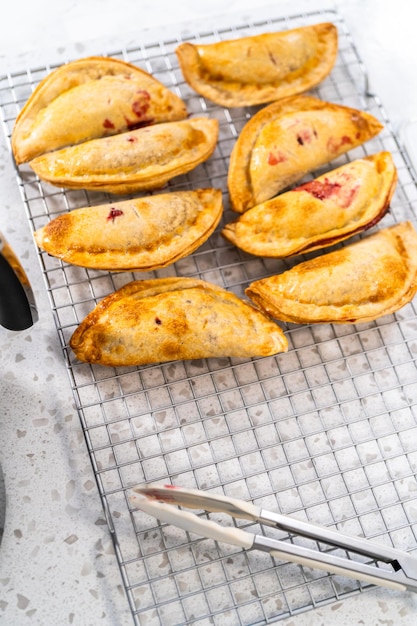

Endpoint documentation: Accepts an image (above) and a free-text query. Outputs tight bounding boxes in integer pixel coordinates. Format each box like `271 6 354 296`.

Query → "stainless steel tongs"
129 483 417 594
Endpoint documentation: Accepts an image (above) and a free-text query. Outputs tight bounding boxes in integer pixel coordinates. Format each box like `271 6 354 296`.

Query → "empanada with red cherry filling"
69 277 288 366
228 95 383 213
245 222 417 324
34 188 223 271
176 22 338 107
222 152 397 257
29 117 219 195
12 56 187 164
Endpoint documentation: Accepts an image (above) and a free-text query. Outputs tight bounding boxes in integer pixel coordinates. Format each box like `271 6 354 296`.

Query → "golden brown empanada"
245 222 417 324
228 95 383 213
176 23 338 108
222 152 397 257
34 188 223 271
69 277 288 366
12 56 188 164
29 117 219 194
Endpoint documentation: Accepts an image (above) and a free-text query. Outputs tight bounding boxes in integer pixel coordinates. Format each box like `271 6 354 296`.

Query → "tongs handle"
262 509 411 566
255 535 410 593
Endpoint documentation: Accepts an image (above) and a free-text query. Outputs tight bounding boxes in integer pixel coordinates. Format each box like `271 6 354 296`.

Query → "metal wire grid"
1 6 417 625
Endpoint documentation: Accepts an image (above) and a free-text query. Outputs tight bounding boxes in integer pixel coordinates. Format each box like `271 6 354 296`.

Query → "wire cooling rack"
2 5 417 625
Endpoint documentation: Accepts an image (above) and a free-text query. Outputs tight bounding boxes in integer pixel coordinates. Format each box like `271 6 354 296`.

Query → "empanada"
12 56 188 164
34 188 223 271
69 277 288 366
176 23 338 108
222 152 397 257
29 117 219 194
228 95 383 213
245 222 417 324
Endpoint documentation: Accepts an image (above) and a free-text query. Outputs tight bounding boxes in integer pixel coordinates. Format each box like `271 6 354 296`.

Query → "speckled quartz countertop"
1 1 417 625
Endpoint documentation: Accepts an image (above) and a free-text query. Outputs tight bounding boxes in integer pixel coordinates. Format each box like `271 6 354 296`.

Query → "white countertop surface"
1 1 417 625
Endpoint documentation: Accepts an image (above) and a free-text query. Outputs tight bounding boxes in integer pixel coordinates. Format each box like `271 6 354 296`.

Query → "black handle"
0 253 36 331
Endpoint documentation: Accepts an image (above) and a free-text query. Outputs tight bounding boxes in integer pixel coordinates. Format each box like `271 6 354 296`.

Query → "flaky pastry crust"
222 152 397 257
176 23 338 107
69 277 288 366
245 222 417 324
228 95 383 213
29 117 219 194
12 56 187 164
34 189 223 271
